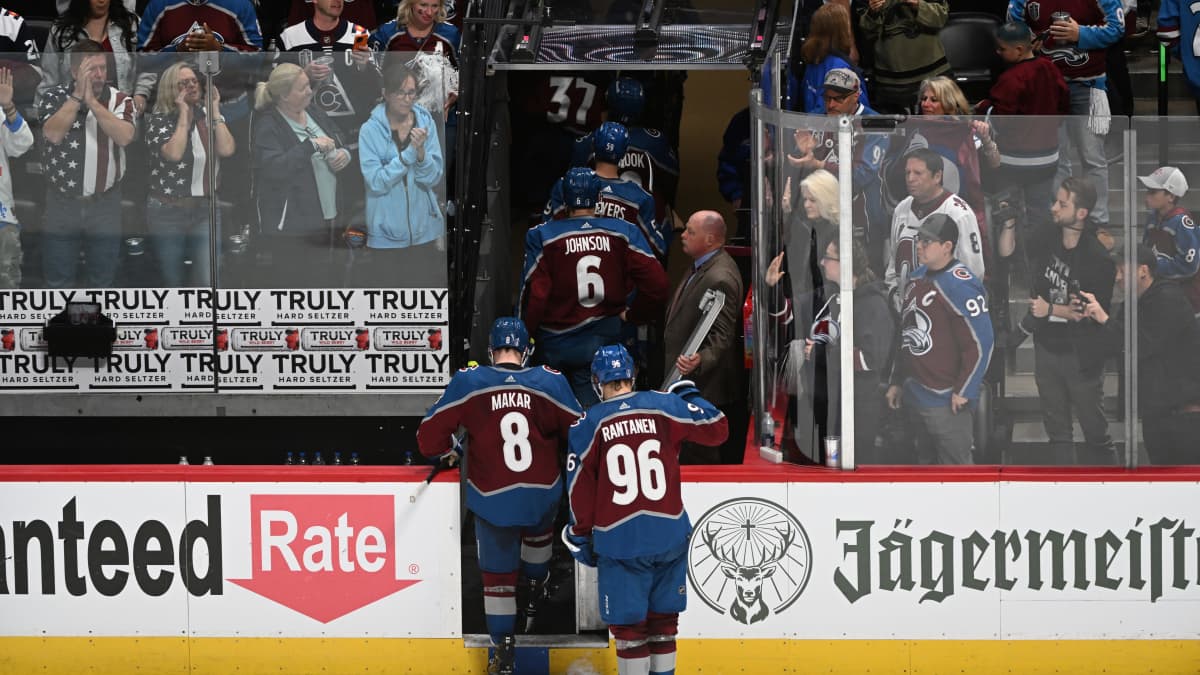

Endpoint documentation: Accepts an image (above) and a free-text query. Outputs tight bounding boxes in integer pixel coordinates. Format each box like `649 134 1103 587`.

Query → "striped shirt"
146 107 216 198
38 84 136 197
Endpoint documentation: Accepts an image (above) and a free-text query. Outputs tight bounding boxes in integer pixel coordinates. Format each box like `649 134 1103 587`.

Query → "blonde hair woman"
917 76 1000 169
251 63 351 287
144 61 235 287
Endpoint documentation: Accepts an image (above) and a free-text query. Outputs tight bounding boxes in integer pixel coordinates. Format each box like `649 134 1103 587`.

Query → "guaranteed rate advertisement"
0 288 450 393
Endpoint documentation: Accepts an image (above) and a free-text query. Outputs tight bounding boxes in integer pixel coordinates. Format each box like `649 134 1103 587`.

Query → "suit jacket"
664 248 745 407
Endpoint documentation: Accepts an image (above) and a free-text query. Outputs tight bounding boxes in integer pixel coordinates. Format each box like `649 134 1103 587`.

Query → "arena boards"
1 463 1198 674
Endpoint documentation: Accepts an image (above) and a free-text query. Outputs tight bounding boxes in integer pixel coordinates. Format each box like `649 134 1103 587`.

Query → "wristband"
68 94 83 104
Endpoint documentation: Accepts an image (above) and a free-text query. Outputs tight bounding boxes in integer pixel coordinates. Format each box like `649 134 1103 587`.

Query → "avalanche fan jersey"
417 363 581 528
1144 206 1200 312
1008 0 1123 82
137 0 263 51
0 9 38 64
567 389 727 559
885 191 986 309
520 215 668 337
279 20 377 126
543 175 665 261
1159 0 1200 94
896 262 993 407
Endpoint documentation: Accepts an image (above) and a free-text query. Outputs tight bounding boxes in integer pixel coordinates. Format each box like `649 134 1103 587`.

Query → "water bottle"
350 451 361 466
266 38 279 54
333 451 343 465
202 456 214 466
178 455 189 465
313 452 326 466
403 450 414 465
285 451 295 465
298 451 309 465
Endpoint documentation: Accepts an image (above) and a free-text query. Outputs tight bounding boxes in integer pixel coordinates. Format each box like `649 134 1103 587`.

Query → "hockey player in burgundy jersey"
570 78 681 230
546 121 666 262
563 344 727 675
417 317 581 675
886 214 994 464
521 168 668 407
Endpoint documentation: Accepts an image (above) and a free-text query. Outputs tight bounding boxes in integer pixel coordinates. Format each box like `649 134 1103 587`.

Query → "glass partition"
752 103 1136 467
0 51 450 396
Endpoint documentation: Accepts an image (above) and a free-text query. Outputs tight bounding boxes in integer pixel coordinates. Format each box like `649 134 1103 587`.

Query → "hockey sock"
646 611 678 675
481 570 518 645
520 528 554 582
610 621 650 675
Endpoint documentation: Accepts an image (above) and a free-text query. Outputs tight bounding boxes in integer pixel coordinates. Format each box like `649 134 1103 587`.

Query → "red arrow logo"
230 494 420 623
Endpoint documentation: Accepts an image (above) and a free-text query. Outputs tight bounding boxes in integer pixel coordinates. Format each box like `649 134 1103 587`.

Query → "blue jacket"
801 53 870 113
358 102 445 248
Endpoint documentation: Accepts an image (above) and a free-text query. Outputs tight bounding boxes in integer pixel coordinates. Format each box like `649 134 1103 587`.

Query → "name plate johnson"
0 289 450 393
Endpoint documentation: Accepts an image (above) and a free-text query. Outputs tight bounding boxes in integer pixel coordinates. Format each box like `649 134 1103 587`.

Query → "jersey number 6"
577 255 605 308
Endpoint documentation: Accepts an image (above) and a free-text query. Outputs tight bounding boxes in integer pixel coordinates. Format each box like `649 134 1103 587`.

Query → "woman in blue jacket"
357 64 445 287
799 3 869 113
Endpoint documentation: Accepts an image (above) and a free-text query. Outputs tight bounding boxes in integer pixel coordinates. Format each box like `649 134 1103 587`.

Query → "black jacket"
252 104 347 237
1100 280 1200 417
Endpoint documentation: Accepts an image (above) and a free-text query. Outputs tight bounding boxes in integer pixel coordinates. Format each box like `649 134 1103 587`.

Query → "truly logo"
229 494 419 623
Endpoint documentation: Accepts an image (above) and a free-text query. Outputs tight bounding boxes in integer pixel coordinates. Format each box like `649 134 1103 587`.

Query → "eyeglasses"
823 91 853 103
391 88 418 98
178 78 199 87
821 255 840 262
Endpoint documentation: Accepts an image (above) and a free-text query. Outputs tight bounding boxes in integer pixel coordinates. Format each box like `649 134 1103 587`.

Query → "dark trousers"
1034 342 1113 464
1143 411 1200 465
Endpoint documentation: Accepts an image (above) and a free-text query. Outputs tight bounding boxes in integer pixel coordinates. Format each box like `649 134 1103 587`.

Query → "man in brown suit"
664 210 747 464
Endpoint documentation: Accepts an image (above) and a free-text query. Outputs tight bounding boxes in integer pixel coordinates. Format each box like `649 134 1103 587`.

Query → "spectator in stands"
369 0 458 117
144 62 235 287
134 0 262 116
1010 0 1122 226
286 0 380 32
38 40 135 289
665 210 746 463
859 0 950 114
1158 0 1200 114
0 6 43 108
1140 166 1200 315
800 3 868 114
805 238 895 464
766 169 840 463
716 106 751 237
278 0 379 141
252 63 351 287
57 0 134 16
40 0 139 111
1081 244 1200 465
885 147 985 310
356 64 444 287
0 67 32 289
916 76 999 170
886 214 993 464
1020 176 1116 465
978 21 1069 253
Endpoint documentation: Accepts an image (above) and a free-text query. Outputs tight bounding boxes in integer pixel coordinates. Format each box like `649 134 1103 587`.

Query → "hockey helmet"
591 344 635 398
606 77 645 126
562 168 601 210
489 317 531 365
592 121 629 165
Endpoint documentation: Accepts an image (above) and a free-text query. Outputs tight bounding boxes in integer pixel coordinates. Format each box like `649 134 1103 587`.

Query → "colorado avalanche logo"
1041 46 1089 68
901 306 933 356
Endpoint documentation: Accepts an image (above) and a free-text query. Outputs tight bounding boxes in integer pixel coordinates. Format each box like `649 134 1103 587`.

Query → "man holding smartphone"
1021 176 1117 465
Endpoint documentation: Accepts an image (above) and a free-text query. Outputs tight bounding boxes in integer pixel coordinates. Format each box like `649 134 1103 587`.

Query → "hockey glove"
561 525 597 567
666 378 701 401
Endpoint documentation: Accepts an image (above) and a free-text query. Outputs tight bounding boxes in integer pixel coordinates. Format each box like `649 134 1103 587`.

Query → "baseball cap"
823 68 860 94
1139 166 1188 197
916 213 959 246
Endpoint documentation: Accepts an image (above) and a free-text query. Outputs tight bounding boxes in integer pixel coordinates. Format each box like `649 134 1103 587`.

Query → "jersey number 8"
607 440 666 505
500 411 533 472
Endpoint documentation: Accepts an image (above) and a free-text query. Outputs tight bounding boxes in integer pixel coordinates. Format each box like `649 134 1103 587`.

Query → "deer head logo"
701 524 795 624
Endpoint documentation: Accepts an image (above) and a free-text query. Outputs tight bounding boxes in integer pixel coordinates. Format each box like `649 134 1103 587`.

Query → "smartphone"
354 32 369 50
1035 28 1052 43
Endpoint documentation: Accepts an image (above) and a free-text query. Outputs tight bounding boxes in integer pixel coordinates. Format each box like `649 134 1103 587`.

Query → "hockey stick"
661 288 726 389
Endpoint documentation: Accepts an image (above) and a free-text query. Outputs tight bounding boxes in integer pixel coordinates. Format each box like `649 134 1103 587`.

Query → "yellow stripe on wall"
2 637 1198 674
